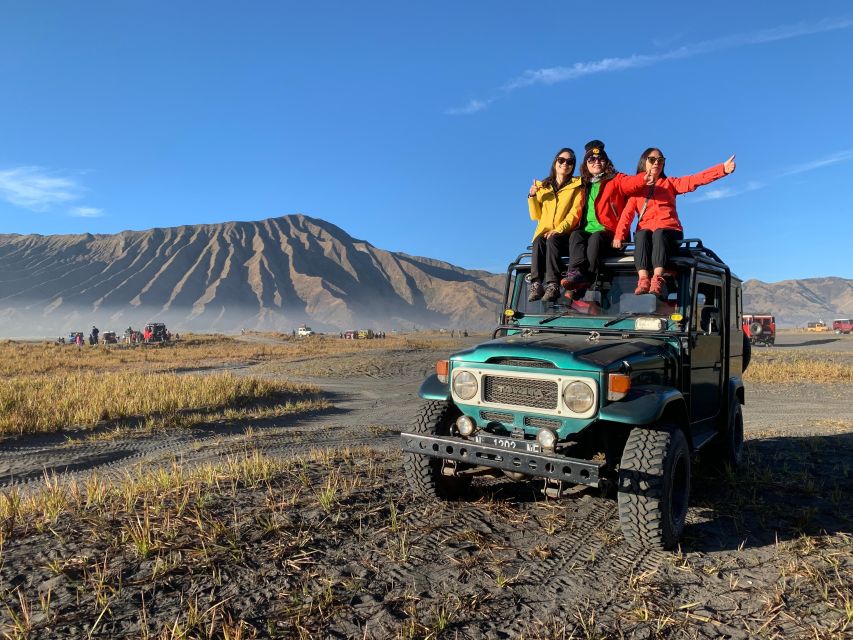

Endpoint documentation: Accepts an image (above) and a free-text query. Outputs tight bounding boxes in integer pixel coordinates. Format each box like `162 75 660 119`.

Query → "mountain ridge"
0 215 504 336
1 215 849 336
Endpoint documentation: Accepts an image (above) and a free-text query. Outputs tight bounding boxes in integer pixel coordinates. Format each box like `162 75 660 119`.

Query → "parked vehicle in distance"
357 329 375 339
101 331 118 344
832 318 853 335
401 238 749 550
144 323 169 342
743 313 775 346
68 331 84 344
806 321 828 332
297 325 315 337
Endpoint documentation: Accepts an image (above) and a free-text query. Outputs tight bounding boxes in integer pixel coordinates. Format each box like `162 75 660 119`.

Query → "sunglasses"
586 155 604 163
647 156 665 164
555 157 575 166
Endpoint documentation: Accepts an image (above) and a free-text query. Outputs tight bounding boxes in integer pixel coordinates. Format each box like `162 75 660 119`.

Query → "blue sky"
1 1 852 283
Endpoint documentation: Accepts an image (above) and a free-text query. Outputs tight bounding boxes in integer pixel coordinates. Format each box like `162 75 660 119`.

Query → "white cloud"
449 16 853 113
692 181 766 203
776 148 853 177
444 97 494 116
692 148 853 204
0 166 82 211
69 206 104 218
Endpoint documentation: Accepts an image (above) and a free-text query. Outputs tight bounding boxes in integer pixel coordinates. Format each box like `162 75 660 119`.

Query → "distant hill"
2 215 848 336
742 277 853 327
0 215 504 336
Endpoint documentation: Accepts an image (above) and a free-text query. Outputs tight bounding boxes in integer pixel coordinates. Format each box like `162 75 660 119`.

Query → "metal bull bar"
400 433 603 488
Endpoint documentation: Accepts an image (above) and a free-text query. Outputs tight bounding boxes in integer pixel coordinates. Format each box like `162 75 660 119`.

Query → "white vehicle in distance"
297 325 315 337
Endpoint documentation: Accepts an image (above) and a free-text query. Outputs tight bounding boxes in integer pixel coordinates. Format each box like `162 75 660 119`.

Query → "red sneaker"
649 275 666 297
634 275 651 295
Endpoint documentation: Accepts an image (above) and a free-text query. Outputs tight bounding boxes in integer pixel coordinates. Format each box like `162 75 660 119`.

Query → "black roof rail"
517 237 724 266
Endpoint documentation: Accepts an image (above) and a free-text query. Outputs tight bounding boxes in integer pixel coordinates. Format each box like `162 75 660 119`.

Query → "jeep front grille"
480 411 514 424
482 375 558 410
487 357 556 369
524 416 562 429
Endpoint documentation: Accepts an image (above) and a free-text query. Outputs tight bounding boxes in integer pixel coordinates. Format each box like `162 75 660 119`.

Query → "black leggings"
567 229 613 274
531 232 571 283
634 228 683 272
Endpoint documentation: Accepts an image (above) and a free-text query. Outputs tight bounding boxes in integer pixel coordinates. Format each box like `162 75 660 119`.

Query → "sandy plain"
0 332 850 639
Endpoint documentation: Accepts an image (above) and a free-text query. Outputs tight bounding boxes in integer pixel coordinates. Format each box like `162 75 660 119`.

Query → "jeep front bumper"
400 433 603 488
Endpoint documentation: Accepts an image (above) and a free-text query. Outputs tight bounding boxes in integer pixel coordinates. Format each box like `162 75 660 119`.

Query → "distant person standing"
527 148 583 302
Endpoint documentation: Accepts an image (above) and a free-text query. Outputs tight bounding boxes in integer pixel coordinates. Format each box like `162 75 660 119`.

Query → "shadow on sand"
441 431 852 552
686 431 853 551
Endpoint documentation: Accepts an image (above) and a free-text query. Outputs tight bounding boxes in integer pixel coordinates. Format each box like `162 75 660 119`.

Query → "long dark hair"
636 147 667 178
580 150 616 183
541 147 576 190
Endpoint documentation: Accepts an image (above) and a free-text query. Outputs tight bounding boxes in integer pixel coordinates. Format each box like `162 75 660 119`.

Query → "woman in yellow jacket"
527 147 583 302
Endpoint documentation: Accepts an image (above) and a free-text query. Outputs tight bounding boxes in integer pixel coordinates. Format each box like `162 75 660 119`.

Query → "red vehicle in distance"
832 318 853 334
744 313 776 346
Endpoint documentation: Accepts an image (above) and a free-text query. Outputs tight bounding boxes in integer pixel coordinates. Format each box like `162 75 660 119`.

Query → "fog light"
536 428 557 452
455 415 475 436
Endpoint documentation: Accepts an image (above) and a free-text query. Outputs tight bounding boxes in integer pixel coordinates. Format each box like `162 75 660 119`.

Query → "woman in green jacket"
527 147 583 302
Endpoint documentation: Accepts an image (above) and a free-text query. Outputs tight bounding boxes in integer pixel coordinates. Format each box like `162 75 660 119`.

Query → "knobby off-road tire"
617 426 690 550
403 401 471 500
742 333 752 371
705 400 745 471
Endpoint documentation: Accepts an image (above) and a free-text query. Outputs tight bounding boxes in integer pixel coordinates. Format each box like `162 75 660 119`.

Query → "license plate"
476 434 540 453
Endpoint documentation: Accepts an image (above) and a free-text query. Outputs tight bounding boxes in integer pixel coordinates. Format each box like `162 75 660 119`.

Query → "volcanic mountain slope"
742 277 853 327
0 215 504 336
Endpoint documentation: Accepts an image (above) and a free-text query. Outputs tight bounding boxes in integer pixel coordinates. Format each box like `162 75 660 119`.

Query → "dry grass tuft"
0 372 325 435
744 350 853 383
0 333 464 378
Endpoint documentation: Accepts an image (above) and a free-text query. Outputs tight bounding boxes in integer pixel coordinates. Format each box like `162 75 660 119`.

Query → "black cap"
583 139 608 162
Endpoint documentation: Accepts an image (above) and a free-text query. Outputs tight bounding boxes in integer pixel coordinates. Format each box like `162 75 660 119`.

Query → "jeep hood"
451 333 674 372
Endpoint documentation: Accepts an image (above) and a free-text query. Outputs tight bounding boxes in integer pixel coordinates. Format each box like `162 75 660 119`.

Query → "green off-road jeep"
401 239 750 550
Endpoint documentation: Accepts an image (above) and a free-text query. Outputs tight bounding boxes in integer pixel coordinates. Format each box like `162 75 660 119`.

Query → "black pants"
567 229 613 274
634 228 683 272
531 232 571 283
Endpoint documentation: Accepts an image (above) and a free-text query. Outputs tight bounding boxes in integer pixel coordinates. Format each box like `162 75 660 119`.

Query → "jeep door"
691 276 724 424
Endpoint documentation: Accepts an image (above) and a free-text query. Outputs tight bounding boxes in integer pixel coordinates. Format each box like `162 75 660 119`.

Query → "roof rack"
517 237 725 267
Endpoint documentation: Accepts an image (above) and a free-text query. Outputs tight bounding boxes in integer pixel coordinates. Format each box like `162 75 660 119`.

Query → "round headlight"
452 371 478 401
562 381 594 413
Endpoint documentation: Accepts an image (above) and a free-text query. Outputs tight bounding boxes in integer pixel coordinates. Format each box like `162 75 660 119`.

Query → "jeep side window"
694 281 723 334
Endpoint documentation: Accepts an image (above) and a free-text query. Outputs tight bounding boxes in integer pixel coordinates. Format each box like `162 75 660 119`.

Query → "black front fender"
598 386 686 425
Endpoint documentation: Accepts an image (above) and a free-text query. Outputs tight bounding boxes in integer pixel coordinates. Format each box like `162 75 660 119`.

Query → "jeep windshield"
507 265 687 331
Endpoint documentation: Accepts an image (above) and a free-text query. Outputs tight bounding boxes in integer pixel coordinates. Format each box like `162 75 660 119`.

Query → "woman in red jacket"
613 148 736 296
561 140 651 296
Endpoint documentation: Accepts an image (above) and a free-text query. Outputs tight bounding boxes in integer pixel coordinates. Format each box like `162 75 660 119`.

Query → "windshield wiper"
539 303 575 325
